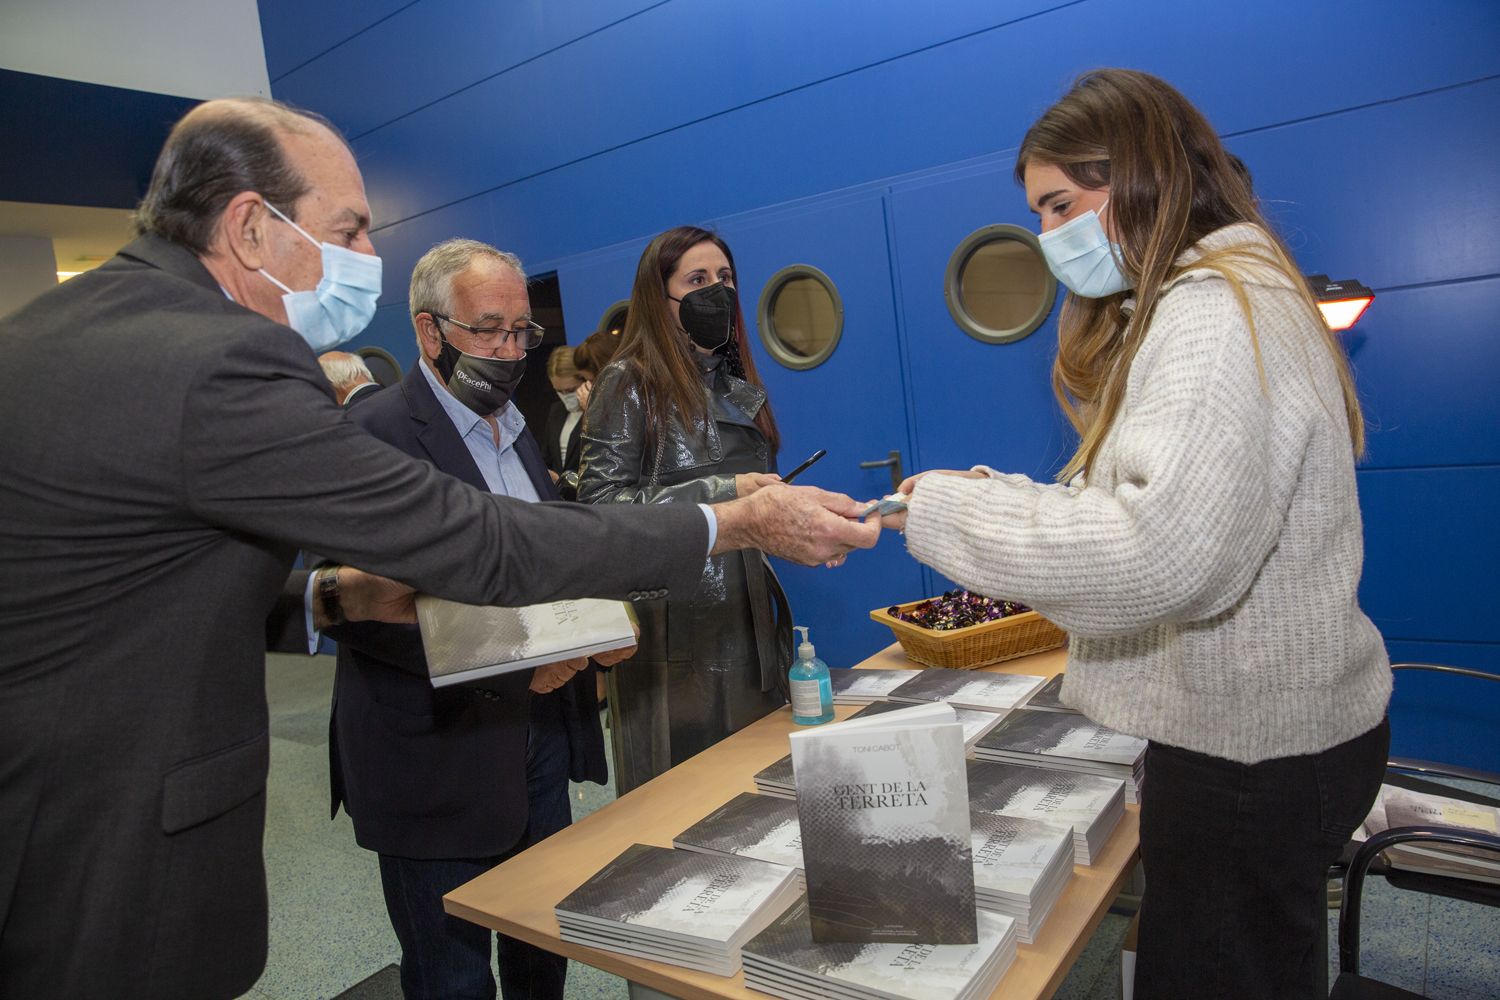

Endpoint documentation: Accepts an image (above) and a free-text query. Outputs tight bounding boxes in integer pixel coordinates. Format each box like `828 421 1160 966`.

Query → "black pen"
781 449 827 484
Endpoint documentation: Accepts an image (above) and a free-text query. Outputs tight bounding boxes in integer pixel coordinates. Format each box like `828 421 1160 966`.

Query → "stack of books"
554 843 800 975
966 759 1125 865
968 811 1075 943
973 708 1146 804
848 699 1005 751
828 667 922 705
1358 781 1500 884
1018 674 1079 713
742 896 1018 1000
754 755 797 799
886 668 1047 713
672 793 807 892
673 795 1073 943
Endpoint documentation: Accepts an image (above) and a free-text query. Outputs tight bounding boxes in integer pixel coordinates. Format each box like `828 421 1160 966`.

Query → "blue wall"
261 0 1500 769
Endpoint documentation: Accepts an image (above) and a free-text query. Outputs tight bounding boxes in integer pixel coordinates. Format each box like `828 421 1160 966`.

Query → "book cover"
754 755 797 798
849 700 1003 750
828 667 922 704
976 708 1145 768
790 702 976 944
965 760 1124 863
555 842 796 946
968 811 1075 902
673 793 805 873
416 594 634 688
886 668 1046 712
743 896 1016 1000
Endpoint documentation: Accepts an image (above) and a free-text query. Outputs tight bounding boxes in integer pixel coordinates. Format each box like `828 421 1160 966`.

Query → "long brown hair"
1016 68 1364 481
615 226 781 453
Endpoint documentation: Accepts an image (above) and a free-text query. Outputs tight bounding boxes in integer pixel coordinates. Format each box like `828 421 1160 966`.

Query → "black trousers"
1134 718 1388 1000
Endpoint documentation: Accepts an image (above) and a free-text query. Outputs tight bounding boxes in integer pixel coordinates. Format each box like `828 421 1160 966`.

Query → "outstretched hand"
712 484 881 566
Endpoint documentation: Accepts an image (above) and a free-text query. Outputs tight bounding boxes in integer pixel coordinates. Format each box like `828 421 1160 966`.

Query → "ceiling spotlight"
1306 274 1375 331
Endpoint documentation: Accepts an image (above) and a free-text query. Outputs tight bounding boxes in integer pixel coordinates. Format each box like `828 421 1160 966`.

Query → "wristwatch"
317 566 345 626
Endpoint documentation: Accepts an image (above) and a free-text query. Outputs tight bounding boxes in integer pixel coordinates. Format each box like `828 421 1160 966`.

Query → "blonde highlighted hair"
1016 68 1364 482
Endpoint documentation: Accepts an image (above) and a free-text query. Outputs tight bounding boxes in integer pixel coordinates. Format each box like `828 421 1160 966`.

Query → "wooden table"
446 644 1140 1000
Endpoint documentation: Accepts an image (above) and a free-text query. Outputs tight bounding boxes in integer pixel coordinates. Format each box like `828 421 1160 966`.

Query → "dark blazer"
0 234 706 1000
327 364 608 858
542 397 584 475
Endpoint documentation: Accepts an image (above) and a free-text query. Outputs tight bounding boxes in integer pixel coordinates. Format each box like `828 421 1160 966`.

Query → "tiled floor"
248 654 1498 1000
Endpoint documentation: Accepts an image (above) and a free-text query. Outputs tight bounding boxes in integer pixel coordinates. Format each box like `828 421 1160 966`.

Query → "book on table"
742 895 1018 1000
415 594 635 688
553 843 800 976
973 707 1146 804
827 667 923 705
1357 782 1500 885
1018 673 1080 713
965 759 1125 866
790 701 976 943
885 667 1047 713
673 793 1074 944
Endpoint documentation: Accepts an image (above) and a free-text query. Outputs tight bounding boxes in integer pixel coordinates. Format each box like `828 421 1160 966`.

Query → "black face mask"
671 281 737 352
435 336 527 416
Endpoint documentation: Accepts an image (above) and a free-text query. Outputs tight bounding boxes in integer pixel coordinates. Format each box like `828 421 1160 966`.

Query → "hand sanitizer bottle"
789 625 834 725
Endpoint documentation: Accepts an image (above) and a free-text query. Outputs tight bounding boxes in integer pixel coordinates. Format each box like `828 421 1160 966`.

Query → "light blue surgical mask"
1038 198 1133 298
258 201 382 351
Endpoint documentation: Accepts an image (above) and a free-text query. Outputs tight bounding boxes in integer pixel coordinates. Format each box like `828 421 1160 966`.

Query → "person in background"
569 327 621 413
327 239 633 1000
317 349 380 406
878 69 1390 999
578 225 790 795
542 345 584 491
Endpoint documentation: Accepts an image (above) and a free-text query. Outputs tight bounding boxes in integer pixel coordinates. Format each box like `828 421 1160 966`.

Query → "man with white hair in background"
318 348 381 406
326 238 632 999
0 96 879 999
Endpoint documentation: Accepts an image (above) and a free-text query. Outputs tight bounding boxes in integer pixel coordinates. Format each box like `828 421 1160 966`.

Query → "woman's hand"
735 472 783 497
897 468 988 495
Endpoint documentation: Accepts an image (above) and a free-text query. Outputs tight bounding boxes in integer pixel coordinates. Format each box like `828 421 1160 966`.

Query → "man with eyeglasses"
325 239 630 999
0 97 879 999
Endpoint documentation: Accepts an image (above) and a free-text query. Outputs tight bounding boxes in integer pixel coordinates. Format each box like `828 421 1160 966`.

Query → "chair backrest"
1339 826 1500 976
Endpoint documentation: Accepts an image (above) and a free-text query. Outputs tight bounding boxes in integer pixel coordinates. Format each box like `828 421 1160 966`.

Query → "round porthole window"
944 224 1057 344
598 300 629 338
757 265 843 370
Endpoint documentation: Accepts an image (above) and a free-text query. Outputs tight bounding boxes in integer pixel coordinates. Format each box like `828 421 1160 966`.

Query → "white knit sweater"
905 224 1390 764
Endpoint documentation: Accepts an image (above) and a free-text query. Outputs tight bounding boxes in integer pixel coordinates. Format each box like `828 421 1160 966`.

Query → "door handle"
858 450 904 493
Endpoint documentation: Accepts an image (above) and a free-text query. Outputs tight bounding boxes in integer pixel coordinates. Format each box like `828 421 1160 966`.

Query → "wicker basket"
869 598 1067 669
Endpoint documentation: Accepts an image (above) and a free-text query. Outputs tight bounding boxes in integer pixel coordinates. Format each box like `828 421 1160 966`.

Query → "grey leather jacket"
577 354 788 792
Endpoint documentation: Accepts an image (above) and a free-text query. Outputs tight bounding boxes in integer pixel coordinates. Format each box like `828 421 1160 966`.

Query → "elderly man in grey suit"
0 96 877 1000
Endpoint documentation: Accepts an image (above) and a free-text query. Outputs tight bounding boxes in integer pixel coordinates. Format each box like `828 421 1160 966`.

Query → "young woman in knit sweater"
882 69 1391 998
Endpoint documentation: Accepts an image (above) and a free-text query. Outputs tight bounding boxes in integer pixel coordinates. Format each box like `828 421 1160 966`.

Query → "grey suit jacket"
0 233 706 999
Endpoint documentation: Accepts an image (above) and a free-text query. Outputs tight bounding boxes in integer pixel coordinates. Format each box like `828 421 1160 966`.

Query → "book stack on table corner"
742 896 1018 1000
966 759 1126 866
884 667 1048 714
972 708 1146 805
673 793 1075 945
554 844 800 976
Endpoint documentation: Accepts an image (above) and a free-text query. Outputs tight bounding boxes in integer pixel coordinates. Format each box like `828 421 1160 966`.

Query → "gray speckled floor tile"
1425 893 1500 998
1054 913 1130 1000
1335 876 1431 995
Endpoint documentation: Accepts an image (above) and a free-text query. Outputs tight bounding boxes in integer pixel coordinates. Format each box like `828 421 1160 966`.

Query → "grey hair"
408 239 526 330
135 97 345 255
317 351 375 392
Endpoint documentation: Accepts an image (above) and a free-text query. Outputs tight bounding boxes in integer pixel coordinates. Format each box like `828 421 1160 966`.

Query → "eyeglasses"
430 313 545 350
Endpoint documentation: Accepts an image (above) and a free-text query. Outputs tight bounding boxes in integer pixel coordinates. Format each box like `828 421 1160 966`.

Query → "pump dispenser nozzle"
794 626 814 661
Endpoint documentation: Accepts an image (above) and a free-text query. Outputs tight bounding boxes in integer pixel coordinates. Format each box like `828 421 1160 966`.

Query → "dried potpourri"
888 589 1031 631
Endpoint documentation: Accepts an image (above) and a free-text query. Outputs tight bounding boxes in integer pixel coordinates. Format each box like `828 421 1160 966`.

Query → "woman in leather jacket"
577 226 788 794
